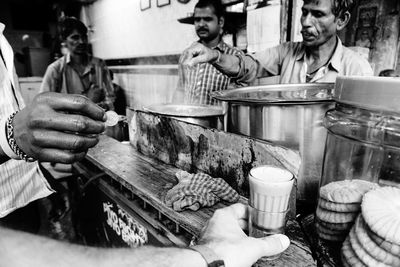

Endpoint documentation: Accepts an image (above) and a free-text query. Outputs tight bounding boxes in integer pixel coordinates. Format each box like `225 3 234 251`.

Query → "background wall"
84 0 197 59
0 0 56 77
82 0 200 111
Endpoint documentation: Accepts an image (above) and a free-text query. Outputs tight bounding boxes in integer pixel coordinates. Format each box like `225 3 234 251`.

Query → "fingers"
35 92 106 122
222 203 248 221
238 218 248 230
181 43 214 67
31 110 105 134
35 148 88 164
185 54 210 68
30 130 99 151
256 234 290 257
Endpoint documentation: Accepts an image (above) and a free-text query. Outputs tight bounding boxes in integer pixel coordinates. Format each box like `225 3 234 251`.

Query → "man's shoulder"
46 56 66 73
340 46 373 75
341 46 368 62
220 41 242 54
91 56 105 64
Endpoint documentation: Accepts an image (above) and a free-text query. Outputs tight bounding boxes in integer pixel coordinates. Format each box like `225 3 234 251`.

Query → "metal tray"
211 83 335 104
143 104 224 117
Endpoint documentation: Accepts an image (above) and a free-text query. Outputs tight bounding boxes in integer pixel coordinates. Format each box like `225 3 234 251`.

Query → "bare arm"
0 203 289 267
0 227 206 267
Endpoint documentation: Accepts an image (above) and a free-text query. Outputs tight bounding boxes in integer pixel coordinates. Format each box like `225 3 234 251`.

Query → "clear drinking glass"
248 165 294 261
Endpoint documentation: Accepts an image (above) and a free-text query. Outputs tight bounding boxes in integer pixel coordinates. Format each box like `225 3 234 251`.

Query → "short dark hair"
58 16 88 41
303 0 355 18
195 0 225 18
331 0 355 18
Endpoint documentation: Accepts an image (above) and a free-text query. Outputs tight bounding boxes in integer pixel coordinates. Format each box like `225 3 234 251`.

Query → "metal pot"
143 104 224 130
211 83 335 202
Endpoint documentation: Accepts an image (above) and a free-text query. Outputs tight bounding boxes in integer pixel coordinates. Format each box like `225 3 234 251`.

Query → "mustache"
76 44 88 50
196 27 208 32
301 29 316 36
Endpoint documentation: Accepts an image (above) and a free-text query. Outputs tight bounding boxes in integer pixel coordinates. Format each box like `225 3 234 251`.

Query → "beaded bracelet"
0 115 19 159
6 111 35 162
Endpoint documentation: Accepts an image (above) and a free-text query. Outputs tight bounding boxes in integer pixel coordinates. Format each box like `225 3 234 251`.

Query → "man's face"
65 29 88 55
194 6 222 42
300 0 338 47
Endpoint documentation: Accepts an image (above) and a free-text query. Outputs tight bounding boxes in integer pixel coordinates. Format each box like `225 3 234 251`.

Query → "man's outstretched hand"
181 42 219 68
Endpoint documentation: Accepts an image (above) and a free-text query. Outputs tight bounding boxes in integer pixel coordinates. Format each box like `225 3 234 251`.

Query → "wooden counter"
79 135 316 266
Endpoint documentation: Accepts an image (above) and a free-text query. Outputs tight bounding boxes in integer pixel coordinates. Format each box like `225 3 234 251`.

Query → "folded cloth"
165 170 240 211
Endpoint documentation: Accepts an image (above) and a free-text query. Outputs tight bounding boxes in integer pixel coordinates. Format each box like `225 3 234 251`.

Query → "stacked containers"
321 76 400 187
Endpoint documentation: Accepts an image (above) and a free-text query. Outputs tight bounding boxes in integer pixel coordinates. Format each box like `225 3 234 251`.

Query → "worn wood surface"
85 135 316 266
127 110 301 197
300 214 342 267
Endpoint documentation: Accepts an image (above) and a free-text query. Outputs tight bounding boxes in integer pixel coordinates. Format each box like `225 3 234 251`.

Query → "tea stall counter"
74 135 316 266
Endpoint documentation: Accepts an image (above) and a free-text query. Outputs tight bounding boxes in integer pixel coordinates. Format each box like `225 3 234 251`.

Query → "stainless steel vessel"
211 83 335 202
143 104 224 130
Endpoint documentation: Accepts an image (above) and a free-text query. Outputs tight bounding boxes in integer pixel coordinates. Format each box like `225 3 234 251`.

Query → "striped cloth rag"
165 170 239 211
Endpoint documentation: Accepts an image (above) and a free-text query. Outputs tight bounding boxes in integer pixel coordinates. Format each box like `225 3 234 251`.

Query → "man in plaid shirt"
175 0 244 106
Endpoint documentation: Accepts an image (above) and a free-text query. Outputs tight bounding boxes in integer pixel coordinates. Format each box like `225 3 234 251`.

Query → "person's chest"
279 58 338 84
64 64 95 93
186 63 229 89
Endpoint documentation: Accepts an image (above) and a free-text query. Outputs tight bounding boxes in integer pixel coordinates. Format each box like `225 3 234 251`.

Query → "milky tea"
248 166 294 234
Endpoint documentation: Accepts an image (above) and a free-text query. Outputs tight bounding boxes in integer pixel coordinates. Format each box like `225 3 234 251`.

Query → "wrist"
211 49 221 64
6 111 35 162
190 245 225 267
187 247 208 267
0 114 19 160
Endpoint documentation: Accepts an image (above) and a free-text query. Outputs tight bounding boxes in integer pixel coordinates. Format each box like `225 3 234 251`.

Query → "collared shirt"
235 38 373 84
0 23 53 217
40 53 115 110
177 41 243 106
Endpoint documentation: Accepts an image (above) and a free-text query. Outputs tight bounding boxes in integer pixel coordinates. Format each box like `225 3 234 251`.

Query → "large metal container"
143 104 224 130
211 83 335 202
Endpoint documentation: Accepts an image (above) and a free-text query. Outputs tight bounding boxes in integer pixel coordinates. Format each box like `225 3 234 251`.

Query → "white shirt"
0 23 53 217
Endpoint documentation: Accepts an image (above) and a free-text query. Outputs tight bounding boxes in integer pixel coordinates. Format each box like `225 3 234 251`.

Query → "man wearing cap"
174 0 244 106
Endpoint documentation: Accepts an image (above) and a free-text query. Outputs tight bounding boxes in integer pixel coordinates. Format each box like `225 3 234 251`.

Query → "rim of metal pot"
211 83 335 104
143 104 224 118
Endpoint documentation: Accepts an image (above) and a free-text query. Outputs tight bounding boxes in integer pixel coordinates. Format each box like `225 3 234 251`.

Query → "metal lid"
210 83 334 104
335 76 400 113
143 104 224 117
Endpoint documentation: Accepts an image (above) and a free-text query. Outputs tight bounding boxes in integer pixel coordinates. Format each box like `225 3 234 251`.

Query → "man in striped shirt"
174 0 244 106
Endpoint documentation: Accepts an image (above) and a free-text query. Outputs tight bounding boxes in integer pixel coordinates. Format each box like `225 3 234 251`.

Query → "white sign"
103 202 148 247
